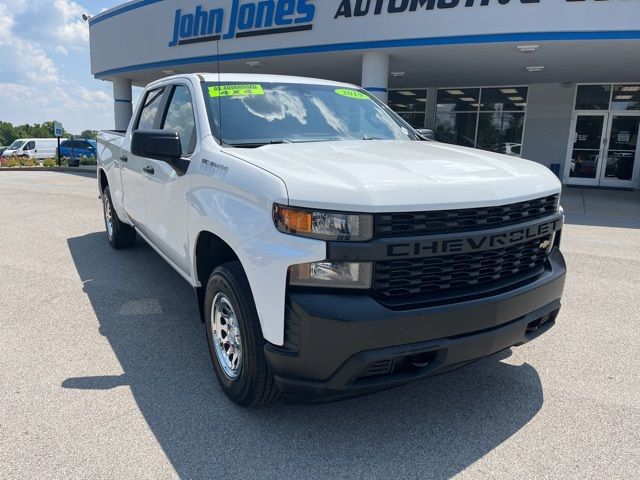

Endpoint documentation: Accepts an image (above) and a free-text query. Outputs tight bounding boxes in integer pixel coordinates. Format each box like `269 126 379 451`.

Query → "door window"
569 115 605 179
24 141 35 150
161 85 197 155
136 88 165 130
604 116 639 181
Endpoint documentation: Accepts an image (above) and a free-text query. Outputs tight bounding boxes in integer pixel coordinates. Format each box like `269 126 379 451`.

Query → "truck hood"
224 140 561 212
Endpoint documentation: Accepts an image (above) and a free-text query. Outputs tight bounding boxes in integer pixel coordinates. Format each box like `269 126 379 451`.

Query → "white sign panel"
90 0 640 78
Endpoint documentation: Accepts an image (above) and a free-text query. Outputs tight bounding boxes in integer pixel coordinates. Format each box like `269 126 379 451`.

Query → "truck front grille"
375 195 559 238
373 235 551 298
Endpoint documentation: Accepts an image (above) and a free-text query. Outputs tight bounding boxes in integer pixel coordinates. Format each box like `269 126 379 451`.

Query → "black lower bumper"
265 249 566 402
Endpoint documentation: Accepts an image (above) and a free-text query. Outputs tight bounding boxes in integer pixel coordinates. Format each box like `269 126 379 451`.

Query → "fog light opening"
409 351 436 368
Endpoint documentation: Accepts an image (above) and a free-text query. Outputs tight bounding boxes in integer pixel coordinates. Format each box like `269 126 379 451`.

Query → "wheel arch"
98 167 108 194
193 230 244 323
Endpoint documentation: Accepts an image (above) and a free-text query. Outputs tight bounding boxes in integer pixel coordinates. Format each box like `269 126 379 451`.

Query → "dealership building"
89 0 640 189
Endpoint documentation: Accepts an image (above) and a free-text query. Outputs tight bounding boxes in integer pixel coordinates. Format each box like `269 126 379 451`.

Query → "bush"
80 156 97 166
19 157 37 167
43 158 56 167
3 158 20 167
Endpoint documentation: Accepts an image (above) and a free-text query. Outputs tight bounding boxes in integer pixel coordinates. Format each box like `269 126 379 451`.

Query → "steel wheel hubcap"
211 293 243 380
104 195 114 237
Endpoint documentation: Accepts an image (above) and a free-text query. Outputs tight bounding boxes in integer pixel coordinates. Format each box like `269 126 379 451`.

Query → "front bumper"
265 249 566 402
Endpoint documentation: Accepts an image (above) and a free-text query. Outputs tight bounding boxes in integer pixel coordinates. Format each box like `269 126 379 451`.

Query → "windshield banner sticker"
335 89 369 100
209 85 265 98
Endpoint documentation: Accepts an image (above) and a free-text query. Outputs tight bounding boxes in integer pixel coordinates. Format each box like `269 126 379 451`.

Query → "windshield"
8 140 24 149
203 82 417 147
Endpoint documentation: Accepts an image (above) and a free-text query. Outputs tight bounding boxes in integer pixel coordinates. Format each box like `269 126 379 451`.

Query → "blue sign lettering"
169 0 315 47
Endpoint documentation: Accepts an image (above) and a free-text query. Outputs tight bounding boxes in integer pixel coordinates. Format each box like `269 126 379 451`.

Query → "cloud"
0 1 114 133
1 0 89 49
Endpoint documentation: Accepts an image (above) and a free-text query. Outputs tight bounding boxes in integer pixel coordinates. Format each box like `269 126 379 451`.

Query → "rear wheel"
102 186 136 249
205 262 278 406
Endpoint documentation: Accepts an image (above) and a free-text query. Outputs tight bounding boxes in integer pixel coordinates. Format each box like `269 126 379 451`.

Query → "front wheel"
205 262 278 406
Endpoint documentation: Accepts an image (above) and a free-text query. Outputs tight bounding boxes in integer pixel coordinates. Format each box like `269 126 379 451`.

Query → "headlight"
273 204 373 241
289 261 372 289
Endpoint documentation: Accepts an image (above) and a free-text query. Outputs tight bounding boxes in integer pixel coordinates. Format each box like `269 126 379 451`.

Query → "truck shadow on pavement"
65 232 544 479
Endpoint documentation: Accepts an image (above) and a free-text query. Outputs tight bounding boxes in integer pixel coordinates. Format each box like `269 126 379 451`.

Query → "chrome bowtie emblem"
539 240 551 250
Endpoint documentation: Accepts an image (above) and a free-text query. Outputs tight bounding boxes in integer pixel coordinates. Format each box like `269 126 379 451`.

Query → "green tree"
0 121 18 146
80 130 98 139
0 120 75 145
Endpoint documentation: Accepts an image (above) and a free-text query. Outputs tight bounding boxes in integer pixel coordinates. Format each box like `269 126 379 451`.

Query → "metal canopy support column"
362 52 390 103
113 78 133 131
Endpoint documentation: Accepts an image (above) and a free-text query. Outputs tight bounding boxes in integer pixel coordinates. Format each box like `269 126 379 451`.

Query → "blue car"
58 139 97 166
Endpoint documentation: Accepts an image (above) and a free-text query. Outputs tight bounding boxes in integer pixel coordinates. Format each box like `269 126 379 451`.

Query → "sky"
0 0 136 134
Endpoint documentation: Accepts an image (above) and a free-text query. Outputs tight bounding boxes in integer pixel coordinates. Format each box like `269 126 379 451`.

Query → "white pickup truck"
97 73 566 406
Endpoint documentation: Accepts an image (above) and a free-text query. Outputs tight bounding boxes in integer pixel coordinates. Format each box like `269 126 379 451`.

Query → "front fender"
187 188 326 346
236 230 325 346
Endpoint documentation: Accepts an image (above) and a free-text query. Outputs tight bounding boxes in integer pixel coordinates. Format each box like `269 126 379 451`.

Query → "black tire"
102 186 136 249
205 262 278 407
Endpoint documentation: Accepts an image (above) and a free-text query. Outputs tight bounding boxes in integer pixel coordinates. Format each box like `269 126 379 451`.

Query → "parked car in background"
58 139 97 166
1 138 59 160
0 146 7 156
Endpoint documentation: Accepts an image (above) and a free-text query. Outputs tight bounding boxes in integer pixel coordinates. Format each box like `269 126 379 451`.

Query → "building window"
612 85 640 111
435 86 528 156
388 89 428 128
575 84 640 112
575 85 611 110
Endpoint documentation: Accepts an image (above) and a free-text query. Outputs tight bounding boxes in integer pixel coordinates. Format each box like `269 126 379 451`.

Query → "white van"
1 139 59 160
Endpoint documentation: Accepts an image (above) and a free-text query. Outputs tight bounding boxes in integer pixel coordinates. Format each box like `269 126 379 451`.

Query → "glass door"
599 115 640 188
566 114 607 186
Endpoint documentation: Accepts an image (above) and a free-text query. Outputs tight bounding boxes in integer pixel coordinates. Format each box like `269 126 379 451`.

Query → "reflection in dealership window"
612 85 640 111
435 86 528 155
476 113 525 155
575 84 611 111
435 113 476 148
388 89 427 128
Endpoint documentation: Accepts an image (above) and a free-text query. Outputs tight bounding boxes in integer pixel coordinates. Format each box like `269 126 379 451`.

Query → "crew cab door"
121 86 165 230
139 83 196 276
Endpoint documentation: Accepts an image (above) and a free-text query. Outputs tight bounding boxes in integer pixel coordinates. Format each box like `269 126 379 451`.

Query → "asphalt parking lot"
1 171 639 479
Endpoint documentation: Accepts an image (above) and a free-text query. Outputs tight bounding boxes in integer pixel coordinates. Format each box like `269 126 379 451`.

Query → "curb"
0 167 97 175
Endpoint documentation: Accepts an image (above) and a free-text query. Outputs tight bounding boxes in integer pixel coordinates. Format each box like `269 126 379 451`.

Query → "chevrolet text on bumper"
97 74 566 406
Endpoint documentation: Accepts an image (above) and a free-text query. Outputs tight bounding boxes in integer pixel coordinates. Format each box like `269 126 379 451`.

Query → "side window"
162 85 197 156
25 141 35 150
136 88 165 130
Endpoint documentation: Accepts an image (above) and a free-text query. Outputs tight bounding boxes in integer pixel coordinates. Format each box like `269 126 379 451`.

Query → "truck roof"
148 73 356 89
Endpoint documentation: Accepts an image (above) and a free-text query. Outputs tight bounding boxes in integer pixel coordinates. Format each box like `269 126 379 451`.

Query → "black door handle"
119 155 128 162
143 166 155 175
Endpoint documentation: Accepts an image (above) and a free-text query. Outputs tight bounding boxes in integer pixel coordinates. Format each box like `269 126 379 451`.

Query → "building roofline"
89 0 164 27
94 29 640 79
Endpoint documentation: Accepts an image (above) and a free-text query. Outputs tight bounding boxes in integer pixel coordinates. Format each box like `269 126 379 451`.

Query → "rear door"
120 86 166 230
141 83 197 275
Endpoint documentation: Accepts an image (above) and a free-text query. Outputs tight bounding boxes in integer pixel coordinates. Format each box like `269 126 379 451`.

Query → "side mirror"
416 128 435 141
131 129 182 163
